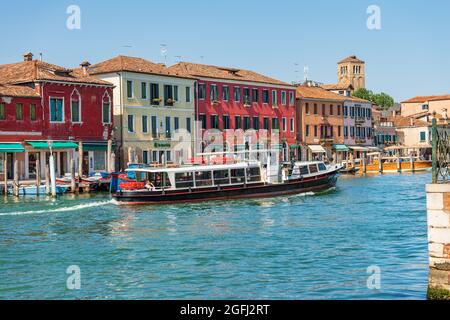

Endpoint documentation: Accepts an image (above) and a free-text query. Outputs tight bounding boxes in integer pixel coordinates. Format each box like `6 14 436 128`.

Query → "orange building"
296 86 346 161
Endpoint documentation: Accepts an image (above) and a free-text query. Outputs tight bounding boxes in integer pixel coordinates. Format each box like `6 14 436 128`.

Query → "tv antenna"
304 65 309 81
160 44 168 64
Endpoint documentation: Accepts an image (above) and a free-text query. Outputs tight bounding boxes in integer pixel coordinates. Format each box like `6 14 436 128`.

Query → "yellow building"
87 56 196 170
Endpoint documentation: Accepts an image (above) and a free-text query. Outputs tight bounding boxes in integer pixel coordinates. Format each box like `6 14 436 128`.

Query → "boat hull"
354 160 432 174
113 171 339 205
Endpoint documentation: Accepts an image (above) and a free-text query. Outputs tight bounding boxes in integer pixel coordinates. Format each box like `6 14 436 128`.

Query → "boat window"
247 167 261 182
299 166 309 175
318 163 327 171
231 169 245 184
175 172 194 189
308 164 318 174
195 171 213 187
150 172 172 188
213 170 230 186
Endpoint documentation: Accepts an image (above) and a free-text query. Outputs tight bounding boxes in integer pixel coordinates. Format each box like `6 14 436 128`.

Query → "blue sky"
1 0 449 101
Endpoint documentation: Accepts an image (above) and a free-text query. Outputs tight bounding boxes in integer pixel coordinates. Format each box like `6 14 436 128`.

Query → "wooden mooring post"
13 159 19 197
45 164 50 195
36 159 41 195
396 156 401 173
378 153 383 173
3 158 7 196
70 159 76 193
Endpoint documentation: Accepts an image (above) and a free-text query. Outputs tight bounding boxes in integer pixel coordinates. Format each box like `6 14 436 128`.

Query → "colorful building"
0 53 114 181
167 62 298 161
295 86 346 161
343 97 374 148
86 56 196 169
401 94 450 118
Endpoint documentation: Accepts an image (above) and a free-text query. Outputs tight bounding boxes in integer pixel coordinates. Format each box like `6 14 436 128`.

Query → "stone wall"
426 183 450 299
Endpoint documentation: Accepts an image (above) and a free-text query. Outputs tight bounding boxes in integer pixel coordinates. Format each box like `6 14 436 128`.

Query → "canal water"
0 173 429 300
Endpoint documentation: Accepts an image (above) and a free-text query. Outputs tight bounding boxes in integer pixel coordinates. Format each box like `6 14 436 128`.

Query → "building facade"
0 53 114 181
168 62 297 162
295 86 346 161
401 94 450 118
343 97 374 147
87 56 196 169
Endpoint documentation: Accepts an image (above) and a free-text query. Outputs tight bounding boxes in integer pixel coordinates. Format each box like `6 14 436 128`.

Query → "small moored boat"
112 161 343 205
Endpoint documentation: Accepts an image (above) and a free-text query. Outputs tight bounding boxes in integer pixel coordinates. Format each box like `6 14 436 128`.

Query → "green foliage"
352 89 395 110
427 287 450 300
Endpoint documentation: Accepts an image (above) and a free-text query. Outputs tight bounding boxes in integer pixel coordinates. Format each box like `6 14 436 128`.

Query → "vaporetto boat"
112 161 343 205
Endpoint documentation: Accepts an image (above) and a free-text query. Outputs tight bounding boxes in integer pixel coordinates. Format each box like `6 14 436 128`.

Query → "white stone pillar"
426 183 450 299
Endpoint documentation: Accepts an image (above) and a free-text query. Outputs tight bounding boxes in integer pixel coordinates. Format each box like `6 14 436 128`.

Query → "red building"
0 53 114 180
168 62 298 161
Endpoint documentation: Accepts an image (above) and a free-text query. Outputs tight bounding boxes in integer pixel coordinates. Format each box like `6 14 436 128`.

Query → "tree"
353 89 394 110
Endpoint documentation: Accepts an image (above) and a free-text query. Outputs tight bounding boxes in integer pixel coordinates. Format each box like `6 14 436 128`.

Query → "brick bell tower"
337 55 365 90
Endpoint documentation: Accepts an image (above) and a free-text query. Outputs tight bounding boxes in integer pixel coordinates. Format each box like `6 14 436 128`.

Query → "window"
71 97 80 123
49 98 64 122
338 126 341 137
306 125 310 137
164 85 174 104
231 169 245 184
223 115 230 130
263 117 269 130
420 131 426 142
150 83 160 103
281 91 287 105
252 117 259 130
174 117 179 131
300 166 309 175
127 81 133 99
272 118 279 130
243 116 251 130
272 90 277 106
309 164 318 174
210 115 219 129
174 86 179 101
247 167 261 182
142 115 148 133
151 116 158 137
93 151 106 171
128 115 135 133
262 90 269 104
314 125 318 137
213 170 230 185
234 87 241 102
289 92 295 106
16 103 23 120
186 87 191 102
199 114 207 129
422 104 429 110
344 106 348 117
318 163 327 171
143 151 149 164
30 104 36 121
195 171 212 187
165 117 171 137
322 104 326 116
329 105 334 116
305 103 310 115
210 84 218 102
186 117 191 133
235 116 242 130
243 88 251 105
290 118 295 132
282 117 287 131
222 86 229 101
102 101 111 124
141 82 147 99
252 88 259 103
175 172 194 189
314 104 318 115
337 105 341 116
0 103 5 120
198 84 206 100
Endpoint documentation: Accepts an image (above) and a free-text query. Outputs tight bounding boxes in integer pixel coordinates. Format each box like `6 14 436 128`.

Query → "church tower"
337 55 365 90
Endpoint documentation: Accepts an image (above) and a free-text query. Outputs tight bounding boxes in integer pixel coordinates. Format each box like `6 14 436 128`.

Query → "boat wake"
0 200 114 217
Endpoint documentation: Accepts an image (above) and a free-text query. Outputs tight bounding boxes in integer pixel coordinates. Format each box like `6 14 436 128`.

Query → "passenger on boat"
145 180 156 191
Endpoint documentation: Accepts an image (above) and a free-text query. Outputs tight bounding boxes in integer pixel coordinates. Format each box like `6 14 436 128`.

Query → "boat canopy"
308 145 326 154
126 161 261 174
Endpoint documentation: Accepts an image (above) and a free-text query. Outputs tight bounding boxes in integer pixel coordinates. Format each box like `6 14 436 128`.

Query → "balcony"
355 117 366 124
355 138 367 144
320 136 334 143
152 133 172 141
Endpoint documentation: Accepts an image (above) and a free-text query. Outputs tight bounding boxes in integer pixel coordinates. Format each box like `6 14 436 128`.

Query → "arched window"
102 91 111 124
71 89 81 123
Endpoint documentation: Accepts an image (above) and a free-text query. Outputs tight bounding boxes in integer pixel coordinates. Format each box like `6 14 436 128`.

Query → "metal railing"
432 118 450 183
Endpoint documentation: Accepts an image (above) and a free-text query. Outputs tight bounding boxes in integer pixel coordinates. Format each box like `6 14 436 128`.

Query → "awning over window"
333 144 349 152
26 141 78 150
82 142 110 151
349 146 370 152
308 145 326 154
0 143 25 153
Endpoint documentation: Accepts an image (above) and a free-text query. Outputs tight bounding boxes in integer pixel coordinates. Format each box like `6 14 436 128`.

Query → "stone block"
429 243 445 258
429 227 450 244
427 184 450 193
427 192 444 210
428 210 450 228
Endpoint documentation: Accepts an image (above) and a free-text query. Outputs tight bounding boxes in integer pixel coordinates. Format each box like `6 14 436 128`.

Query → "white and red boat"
112 161 343 205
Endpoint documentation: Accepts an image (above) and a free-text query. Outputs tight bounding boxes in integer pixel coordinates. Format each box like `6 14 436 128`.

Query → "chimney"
23 52 34 62
410 118 414 126
80 61 91 76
